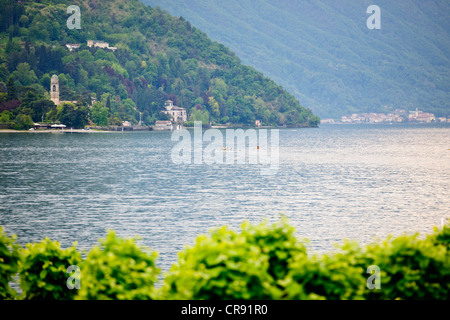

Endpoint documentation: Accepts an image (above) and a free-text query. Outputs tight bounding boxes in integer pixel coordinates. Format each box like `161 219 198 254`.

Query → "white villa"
87 40 117 51
162 100 187 123
65 43 81 51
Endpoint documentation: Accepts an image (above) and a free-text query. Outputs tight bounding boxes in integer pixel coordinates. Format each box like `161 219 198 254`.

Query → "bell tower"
50 74 60 105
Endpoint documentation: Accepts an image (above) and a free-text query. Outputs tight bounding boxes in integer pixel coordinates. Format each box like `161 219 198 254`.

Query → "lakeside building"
153 120 173 131
33 123 66 130
341 112 404 123
162 100 187 123
339 108 440 124
87 40 117 51
338 110 448 124
34 123 52 130
50 74 77 106
408 108 435 123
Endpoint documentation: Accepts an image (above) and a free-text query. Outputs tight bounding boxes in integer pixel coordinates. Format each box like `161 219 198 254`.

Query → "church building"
50 74 60 105
50 74 77 106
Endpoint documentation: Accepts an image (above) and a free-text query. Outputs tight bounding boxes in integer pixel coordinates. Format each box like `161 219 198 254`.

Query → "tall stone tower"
50 74 60 105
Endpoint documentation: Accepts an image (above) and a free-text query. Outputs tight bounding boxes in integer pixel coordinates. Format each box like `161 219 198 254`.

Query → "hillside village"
322 109 449 124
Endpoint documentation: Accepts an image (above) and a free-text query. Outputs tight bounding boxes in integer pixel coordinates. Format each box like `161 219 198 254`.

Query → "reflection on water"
1 124 449 271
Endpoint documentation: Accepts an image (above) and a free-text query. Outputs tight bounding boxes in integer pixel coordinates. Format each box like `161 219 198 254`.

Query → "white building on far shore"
87 40 117 51
65 43 81 51
162 100 187 123
154 120 173 131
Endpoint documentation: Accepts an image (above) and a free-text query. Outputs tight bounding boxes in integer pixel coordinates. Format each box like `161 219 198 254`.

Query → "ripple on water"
0 125 449 271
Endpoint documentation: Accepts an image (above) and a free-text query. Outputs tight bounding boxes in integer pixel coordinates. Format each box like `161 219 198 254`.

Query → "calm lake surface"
1 123 449 272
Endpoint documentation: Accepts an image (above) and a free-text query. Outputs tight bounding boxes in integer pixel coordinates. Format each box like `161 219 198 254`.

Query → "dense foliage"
76 231 159 300
283 245 367 300
19 238 82 300
0 0 319 128
0 221 448 300
360 229 450 299
0 227 20 300
160 219 306 299
144 0 450 119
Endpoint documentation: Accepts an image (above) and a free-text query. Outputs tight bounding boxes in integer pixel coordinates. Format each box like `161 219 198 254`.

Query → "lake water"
1 123 449 273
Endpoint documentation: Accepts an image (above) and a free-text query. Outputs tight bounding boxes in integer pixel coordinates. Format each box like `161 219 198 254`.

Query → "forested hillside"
144 0 450 118
0 0 319 129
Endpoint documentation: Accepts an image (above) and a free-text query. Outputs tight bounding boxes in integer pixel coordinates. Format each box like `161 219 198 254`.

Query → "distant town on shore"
321 108 449 124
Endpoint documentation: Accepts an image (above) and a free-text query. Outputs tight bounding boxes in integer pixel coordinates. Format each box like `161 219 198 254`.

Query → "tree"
189 107 210 125
0 99 21 113
11 63 37 86
0 64 9 82
94 49 108 61
33 99 55 123
105 95 111 111
286 109 300 125
211 77 227 95
208 96 220 118
0 110 13 124
58 103 89 129
11 113 34 130
6 77 17 100
5 38 20 55
78 50 94 64
19 15 29 27
40 74 51 90
90 102 109 126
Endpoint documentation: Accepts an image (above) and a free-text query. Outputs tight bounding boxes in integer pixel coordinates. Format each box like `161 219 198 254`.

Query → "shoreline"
0 129 112 133
0 126 317 133
2 122 448 134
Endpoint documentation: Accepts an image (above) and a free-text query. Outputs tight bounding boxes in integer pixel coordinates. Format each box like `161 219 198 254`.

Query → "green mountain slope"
143 0 450 118
0 0 319 129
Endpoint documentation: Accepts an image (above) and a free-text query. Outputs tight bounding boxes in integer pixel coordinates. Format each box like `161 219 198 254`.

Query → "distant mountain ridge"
142 0 450 118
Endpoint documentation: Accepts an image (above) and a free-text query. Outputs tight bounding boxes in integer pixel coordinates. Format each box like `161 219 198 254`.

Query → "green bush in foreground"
0 227 21 300
283 243 367 300
159 219 306 299
283 225 450 300
361 226 450 300
19 238 81 300
76 231 159 300
0 221 449 300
